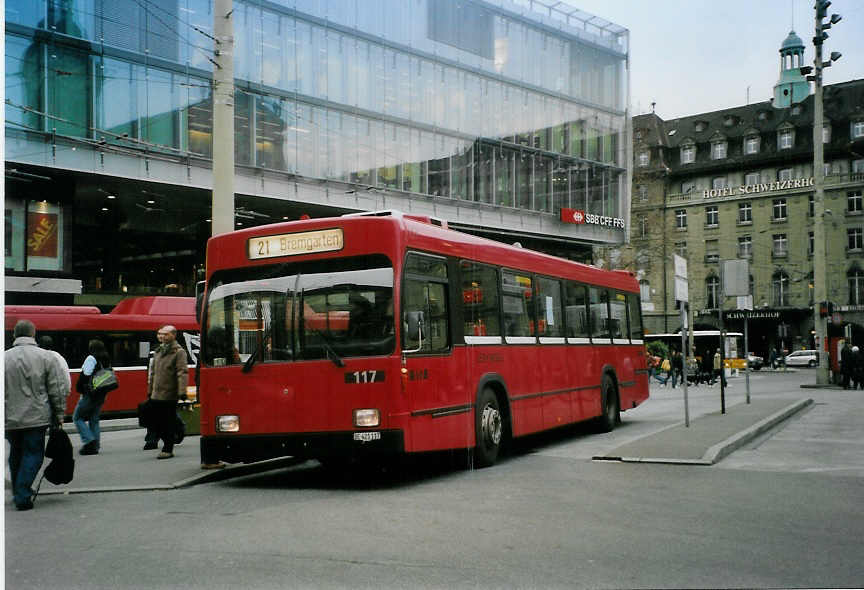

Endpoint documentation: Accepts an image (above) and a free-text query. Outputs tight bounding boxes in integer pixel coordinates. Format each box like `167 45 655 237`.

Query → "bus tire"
473 387 503 468
597 375 619 433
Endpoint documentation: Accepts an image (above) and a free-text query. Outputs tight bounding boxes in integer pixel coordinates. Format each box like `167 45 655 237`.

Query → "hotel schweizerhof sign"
702 177 815 199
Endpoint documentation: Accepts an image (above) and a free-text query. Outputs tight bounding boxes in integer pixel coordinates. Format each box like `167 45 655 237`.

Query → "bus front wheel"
473 387 503 468
597 375 620 433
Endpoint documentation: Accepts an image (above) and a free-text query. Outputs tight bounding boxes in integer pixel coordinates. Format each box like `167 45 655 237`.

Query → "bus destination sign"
248 228 344 260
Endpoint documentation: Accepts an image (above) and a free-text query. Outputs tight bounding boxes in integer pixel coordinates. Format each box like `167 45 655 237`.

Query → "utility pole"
212 0 235 236
805 1 842 385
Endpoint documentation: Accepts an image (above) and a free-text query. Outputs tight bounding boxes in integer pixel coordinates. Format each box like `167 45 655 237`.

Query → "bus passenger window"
404 252 449 354
627 294 644 342
609 292 627 340
403 281 449 353
536 277 564 338
502 271 534 339
459 261 500 338
564 283 589 339
589 287 610 341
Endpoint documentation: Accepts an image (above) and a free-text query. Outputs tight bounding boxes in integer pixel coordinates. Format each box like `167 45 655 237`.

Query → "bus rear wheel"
473 387 503 468
597 375 620 433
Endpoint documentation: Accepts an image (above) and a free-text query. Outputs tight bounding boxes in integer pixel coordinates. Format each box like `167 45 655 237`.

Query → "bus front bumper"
200 430 405 464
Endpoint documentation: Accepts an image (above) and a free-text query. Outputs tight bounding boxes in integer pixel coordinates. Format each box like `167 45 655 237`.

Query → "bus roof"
207 212 639 293
5 296 198 332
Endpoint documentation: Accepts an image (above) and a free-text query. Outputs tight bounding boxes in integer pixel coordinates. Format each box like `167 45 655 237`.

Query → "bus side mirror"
195 280 206 323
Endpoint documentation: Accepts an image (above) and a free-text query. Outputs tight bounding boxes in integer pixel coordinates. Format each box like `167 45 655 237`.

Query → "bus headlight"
353 409 380 428
216 415 240 432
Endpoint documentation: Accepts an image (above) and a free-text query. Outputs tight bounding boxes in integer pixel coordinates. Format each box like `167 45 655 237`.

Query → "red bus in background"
199 211 649 468
4 296 199 417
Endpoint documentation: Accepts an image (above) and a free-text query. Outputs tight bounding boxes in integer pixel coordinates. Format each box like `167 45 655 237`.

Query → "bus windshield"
204 255 395 367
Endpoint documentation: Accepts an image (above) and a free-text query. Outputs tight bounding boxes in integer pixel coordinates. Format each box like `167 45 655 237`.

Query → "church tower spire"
773 30 810 108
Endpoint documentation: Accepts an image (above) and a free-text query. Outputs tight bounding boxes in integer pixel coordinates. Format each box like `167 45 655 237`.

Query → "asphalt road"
6 370 864 589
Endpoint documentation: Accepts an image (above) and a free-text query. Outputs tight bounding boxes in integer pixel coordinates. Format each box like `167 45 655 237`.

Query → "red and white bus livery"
4 296 199 417
199 211 649 467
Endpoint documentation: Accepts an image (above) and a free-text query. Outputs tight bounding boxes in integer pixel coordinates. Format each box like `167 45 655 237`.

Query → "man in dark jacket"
146 325 188 459
840 342 853 389
5 320 67 510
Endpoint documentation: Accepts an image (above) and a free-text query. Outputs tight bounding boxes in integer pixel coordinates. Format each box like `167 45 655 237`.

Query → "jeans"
6 427 47 507
73 395 104 447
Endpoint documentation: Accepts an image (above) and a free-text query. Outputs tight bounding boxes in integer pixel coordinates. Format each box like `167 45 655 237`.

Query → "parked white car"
785 349 819 367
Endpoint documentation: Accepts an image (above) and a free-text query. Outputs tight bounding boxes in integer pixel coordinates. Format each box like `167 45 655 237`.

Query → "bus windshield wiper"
299 287 344 368
242 326 270 374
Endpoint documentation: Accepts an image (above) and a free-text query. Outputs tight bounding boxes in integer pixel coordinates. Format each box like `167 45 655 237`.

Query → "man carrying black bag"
5 320 68 511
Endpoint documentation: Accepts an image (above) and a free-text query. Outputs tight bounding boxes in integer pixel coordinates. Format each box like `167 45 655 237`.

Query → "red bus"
199 211 649 467
4 296 199 417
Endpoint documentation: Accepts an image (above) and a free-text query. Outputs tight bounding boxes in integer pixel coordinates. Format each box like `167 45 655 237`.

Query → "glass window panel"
495 148 514 208
97 57 138 142
460 261 500 337
186 78 212 157
474 144 492 203
6 35 42 131
255 96 286 170
534 157 551 212
261 9 284 88
233 90 252 166
47 43 90 137
6 0 44 28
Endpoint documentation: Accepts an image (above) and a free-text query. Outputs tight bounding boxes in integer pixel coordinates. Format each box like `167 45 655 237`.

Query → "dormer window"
711 140 727 160
680 141 695 164
694 121 707 133
778 127 795 150
851 120 864 139
744 134 760 155
638 150 650 167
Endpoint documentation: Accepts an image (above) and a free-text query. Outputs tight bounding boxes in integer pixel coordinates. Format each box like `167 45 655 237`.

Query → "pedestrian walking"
852 346 864 390
147 325 188 459
671 351 683 388
713 348 728 387
73 339 112 455
5 319 67 510
840 342 853 390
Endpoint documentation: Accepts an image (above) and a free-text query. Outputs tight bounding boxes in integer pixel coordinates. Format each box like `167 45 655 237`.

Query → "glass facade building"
5 0 630 303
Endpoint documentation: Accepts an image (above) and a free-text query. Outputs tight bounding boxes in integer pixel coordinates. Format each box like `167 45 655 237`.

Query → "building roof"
780 30 804 51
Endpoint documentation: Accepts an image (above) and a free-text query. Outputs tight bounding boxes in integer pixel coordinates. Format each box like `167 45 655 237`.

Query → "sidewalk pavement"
20 391 815 497
29 421 302 497
593 397 813 465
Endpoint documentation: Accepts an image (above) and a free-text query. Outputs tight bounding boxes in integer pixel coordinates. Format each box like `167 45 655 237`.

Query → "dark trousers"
150 399 179 453
6 427 47 507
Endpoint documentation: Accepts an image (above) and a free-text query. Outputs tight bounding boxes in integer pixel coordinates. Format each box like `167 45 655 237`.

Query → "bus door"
535 276 570 429
402 254 465 453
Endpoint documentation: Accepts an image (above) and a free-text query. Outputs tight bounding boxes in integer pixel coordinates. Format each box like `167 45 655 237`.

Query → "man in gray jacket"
5 319 67 510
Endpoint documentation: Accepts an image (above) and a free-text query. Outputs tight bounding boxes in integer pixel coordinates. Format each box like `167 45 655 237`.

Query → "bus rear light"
353 409 380 427
216 415 240 432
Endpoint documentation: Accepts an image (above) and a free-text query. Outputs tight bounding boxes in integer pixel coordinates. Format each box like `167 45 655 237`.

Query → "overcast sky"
573 0 864 121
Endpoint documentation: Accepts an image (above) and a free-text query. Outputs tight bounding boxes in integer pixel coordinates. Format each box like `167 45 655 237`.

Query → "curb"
34 456 307 496
592 398 813 466
702 398 813 464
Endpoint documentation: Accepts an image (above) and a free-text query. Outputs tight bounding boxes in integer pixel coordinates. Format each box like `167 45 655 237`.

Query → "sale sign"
27 212 59 257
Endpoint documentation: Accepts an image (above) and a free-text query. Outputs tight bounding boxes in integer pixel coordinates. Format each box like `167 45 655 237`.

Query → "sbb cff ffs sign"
560 208 626 229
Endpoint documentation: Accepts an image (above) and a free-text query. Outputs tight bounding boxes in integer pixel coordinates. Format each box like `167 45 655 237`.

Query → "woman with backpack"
73 339 113 455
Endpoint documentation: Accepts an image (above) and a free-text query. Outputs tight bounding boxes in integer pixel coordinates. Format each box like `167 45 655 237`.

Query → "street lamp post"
807 1 841 385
